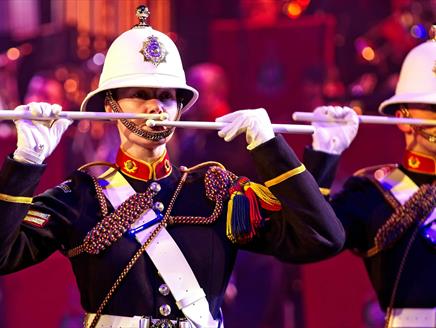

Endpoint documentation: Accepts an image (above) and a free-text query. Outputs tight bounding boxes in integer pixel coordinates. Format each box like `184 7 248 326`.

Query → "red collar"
116 148 172 181
403 150 435 175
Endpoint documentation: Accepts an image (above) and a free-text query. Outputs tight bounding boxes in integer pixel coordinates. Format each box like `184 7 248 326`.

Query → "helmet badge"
134 5 167 66
140 36 167 66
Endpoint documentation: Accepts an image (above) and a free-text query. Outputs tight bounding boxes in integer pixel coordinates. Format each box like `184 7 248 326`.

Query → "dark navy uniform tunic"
0 136 344 320
304 147 436 311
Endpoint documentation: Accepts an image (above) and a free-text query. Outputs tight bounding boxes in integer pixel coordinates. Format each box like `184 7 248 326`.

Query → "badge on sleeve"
56 179 72 193
23 210 51 228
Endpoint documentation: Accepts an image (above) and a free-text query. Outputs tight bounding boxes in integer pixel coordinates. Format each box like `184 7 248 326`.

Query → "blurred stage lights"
92 53 105 66
410 24 427 39
282 0 311 19
64 78 78 93
0 43 32 66
361 46 375 61
6 48 20 61
354 38 375 62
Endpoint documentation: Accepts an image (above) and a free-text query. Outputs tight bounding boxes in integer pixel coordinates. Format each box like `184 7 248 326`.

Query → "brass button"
159 304 171 317
158 283 170 296
150 182 161 193
153 202 165 212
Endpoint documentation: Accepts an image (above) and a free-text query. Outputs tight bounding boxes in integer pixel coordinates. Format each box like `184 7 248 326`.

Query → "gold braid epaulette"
168 162 237 225
358 182 435 258
67 176 158 257
68 162 237 257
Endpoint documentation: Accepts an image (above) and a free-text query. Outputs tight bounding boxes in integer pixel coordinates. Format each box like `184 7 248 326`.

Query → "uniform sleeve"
240 135 345 263
303 146 341 191
302 146 378 251
0 156 77 274
329 177 379 251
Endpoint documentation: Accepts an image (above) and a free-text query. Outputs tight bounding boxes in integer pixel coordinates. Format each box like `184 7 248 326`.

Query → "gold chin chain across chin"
400 106 436 143
105 90 174 141
415 128 436 143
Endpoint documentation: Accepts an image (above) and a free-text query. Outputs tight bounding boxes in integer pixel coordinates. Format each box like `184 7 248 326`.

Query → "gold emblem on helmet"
433 60 436 76
140 35 167 66
124 160 138 173
408 155 421 169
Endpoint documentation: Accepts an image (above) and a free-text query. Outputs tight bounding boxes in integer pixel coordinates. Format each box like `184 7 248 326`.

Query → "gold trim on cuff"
319 187 331 196
0 193 33 204
265 164 306 188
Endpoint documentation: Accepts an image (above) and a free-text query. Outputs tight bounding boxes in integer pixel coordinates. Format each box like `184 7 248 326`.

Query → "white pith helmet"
80 5 199 113
379 25 436 115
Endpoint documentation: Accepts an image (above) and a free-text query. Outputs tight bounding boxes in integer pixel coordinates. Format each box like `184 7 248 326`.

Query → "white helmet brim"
379 92 436 115
81 74 199 113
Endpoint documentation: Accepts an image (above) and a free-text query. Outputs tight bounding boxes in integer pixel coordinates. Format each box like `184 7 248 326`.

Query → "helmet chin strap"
414 128 436 143
400 106 436 143
105 90 177 142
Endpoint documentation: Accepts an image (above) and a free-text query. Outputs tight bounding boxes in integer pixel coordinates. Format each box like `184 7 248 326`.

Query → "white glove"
13 102 73 164
216 108 275 150
312 106 359 155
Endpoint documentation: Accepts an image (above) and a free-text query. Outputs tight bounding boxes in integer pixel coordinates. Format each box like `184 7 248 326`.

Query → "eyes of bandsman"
129 89 176 104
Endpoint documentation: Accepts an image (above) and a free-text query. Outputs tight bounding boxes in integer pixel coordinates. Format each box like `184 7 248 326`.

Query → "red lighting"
297 0 311 6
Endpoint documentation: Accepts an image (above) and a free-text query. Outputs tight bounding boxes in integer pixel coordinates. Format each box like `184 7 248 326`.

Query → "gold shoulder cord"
78 161 118 172
88 171 189 328
167 164 235 226
183 161 226 172
357 182 434 258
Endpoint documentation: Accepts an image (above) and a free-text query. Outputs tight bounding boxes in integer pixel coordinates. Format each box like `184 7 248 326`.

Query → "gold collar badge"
164 159 171 173
408 155 421 169
124 159 138 173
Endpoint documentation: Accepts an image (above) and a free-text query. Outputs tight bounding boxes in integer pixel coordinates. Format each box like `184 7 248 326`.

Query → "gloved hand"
216 108 275 150
13 102 73 164
312 106 359 155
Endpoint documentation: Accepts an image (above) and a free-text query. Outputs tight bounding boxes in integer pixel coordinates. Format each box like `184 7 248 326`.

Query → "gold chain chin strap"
88 171 189 328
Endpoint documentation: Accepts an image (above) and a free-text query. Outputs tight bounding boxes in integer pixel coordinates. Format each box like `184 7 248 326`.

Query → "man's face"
106 87 179 148
401 108 436 156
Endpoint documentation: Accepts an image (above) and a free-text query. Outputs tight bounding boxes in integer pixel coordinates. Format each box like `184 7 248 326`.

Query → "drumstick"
0 110 168 121
146 119 315 134
292 112 436 126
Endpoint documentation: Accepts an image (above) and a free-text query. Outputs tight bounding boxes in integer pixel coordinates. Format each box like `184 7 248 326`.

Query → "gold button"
153 202 165 212
159 304 171 316
158 284 170 296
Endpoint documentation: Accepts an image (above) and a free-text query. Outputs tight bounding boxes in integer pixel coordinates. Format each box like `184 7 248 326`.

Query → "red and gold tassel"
226 177 282 244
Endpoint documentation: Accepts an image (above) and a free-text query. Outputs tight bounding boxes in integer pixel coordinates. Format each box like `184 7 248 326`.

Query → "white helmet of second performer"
81 5 198 113
379 25 436 115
